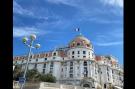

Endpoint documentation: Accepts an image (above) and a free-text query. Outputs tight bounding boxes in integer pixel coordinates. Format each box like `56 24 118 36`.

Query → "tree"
13 65 23 81
26 69 41 82
40 73 56 83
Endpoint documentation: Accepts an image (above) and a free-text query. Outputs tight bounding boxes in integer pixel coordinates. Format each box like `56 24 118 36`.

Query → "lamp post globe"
30 34 36 40
35 44 40 49
22 37 28 44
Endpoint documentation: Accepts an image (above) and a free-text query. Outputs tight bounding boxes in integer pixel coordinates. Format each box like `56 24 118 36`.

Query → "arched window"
72 43 75 47
87 44 90 47
53 52 56 56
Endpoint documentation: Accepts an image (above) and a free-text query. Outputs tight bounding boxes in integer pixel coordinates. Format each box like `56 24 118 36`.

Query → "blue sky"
13 0 123 64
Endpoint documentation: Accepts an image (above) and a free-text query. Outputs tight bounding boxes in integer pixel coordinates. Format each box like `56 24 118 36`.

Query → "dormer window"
53 52 56 56
46 54 48 57
30 55 32 59
72 43 75 47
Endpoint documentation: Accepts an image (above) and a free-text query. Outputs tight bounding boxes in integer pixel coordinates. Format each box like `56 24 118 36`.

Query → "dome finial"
79 32 82 35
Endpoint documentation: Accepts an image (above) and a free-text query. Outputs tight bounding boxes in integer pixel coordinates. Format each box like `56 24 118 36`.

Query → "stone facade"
13 34 123 89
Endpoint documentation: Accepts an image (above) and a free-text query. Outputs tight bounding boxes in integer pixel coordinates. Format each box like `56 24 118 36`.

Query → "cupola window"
77 43 80 46
87 44 90 47
72 43 75 47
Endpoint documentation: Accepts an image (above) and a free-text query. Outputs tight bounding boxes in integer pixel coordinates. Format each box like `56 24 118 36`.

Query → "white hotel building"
13 34 123 89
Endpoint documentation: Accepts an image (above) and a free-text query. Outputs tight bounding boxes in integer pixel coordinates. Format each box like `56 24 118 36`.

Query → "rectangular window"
45 58 47 61
43 69 45 74
50 69 53 73
43 64 46 68
36 59 38 62
53 57 56 59
34 64 37 69
104 84 106 88
83 56 86 58
70 67 73 70
70 74 73 78
72 51 74 55
72 56 74 58
107 72 109 77
78 51 80 54
70 62 73 66
50 62 53 67
83 51 86 54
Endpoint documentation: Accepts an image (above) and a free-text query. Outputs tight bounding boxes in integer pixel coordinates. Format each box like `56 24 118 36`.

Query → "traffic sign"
19 77 26 84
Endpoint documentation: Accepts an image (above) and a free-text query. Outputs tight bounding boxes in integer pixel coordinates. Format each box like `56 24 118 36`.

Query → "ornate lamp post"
20 34 40 89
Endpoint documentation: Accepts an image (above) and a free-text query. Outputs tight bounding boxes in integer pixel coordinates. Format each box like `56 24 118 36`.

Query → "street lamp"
20 34 40 89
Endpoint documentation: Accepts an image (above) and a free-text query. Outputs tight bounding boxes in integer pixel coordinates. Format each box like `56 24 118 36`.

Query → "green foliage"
26 69 41 82
13 65 23 81
40 73 56 83
13 67 56 83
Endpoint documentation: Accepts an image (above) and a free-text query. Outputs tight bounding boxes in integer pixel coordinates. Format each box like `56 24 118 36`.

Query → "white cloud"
13 27 51 37
94 28 123 46
46 0 78 7
13 0 34 16
95 41 123 46
100 0 123 8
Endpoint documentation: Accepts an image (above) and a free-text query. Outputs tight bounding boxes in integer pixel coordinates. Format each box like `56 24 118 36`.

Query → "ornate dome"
69 34 93 49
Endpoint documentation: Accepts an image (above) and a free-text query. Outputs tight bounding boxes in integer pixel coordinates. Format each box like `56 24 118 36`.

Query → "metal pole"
20 40 33 89
74 62 75 86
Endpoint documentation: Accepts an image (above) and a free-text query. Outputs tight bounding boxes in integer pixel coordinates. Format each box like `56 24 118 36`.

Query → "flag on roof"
75 28 80 32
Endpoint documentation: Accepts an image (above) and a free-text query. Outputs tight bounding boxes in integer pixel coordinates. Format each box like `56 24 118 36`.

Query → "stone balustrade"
13 81 93 89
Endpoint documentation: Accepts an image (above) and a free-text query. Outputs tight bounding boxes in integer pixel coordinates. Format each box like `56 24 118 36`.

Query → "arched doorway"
83 84 90 88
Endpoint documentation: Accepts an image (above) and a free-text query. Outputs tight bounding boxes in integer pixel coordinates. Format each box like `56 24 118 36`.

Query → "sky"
13 0 123 65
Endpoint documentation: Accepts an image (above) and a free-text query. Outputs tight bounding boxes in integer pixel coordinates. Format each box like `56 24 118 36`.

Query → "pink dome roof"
69 35 93 49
